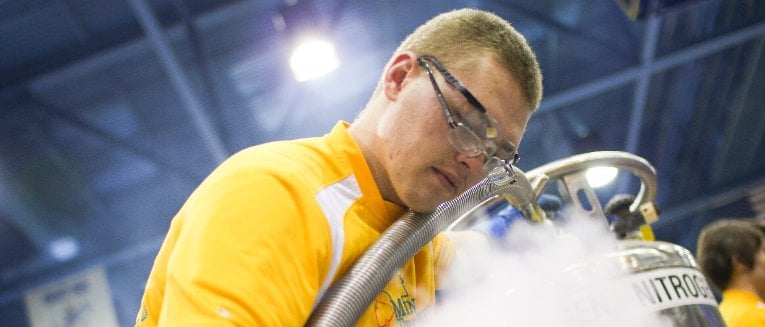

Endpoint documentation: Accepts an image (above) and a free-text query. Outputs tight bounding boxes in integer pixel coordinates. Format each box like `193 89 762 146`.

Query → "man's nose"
456 151 486 178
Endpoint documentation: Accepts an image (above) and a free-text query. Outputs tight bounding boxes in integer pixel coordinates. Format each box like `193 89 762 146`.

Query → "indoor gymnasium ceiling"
1 0 764 324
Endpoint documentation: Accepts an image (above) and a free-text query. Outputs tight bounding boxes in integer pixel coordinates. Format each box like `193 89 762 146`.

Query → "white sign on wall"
24 266 119 327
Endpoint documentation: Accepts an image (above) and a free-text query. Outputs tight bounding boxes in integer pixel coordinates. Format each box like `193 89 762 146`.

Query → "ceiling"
1 0 765 325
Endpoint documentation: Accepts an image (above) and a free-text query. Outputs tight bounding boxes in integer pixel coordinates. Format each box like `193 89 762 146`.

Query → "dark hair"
696 219 764 291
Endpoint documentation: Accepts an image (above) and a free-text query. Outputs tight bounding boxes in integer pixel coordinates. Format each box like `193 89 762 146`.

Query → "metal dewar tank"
549 239 725 326
521 152 725 326
613 240 724 326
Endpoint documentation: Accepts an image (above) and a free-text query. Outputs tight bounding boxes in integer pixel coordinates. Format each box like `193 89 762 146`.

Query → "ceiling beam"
654 176 765 227
1 0 258 93
622 12 660 195
3 0 269 184
624 14 660 153
537 20 765 115
23 90 203 181
126 0 228 164
711 37 765 185
497 1 635 58
171 0 226 142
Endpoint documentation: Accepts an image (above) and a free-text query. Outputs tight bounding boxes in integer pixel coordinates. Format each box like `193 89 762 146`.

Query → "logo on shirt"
374 274 416 326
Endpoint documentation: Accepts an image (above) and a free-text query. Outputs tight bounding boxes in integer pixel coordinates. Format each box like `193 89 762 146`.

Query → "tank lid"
611 240 698 272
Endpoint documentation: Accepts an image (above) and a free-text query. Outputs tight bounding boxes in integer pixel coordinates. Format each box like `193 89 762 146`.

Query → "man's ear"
382 51 418 101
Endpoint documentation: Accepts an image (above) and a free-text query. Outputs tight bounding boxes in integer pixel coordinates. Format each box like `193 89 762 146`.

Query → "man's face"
380 55 532 212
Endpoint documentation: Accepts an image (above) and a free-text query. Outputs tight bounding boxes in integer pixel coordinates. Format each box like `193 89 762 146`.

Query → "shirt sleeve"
157 167 329 326
734 308 765 327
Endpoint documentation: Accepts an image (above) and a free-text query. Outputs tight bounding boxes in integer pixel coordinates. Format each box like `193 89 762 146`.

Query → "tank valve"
605 194 660 239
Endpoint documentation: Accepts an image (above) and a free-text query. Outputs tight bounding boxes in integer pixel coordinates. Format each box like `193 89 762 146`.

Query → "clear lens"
449 124 516 184
482 157 503 175
482 139 497 157
448 126 483 156
490 138 520 164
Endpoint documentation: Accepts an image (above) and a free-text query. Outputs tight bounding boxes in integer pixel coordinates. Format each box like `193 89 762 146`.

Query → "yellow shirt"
719 289 765 327
136 122 452 326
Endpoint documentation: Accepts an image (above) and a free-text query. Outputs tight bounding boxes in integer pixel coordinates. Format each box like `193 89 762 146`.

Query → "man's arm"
156 171 328 326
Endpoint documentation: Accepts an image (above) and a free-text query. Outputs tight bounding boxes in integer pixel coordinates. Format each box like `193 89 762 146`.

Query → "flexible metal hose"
306 166 541 326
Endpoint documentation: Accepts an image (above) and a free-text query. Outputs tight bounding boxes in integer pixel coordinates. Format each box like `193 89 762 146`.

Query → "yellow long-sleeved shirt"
719 289 765 327
136 122 452 326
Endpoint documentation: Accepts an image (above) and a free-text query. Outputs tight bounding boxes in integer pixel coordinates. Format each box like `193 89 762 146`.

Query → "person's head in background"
350 8 543 213
697 219 765 299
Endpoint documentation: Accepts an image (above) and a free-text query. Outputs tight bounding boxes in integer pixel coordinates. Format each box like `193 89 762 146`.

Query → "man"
136 8 542 326
696 219 765 327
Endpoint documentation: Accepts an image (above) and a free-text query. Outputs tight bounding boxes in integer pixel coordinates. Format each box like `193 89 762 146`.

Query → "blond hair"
377 8 543 111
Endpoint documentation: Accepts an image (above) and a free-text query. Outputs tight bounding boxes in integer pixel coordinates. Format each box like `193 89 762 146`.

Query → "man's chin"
406 198 446 214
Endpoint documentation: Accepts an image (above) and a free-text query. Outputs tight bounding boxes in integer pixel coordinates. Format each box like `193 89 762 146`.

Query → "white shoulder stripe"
313 174 361 309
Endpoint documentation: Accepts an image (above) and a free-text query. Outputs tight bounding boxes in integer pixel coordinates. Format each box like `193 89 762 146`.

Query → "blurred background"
1 0 764 325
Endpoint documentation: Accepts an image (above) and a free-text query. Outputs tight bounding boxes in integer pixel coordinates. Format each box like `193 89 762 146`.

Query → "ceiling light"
49 236 80 261
273 0 338 82
289 37 340 82
585 166 618 188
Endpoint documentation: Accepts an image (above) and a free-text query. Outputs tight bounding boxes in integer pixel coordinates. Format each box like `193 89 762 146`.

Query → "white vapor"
423 213 673 327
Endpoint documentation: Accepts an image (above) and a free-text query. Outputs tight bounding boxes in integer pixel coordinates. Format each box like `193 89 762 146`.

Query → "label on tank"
624 267 718 310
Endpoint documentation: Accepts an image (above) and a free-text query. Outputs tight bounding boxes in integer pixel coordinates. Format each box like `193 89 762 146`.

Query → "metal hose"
306 166 541 326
